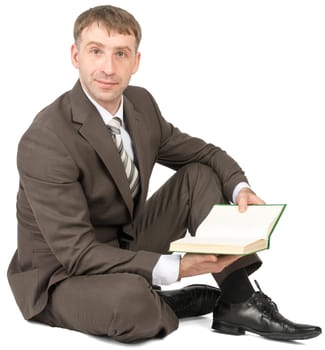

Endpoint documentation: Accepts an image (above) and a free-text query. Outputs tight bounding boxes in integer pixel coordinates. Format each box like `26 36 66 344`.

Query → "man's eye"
116 51 126 57
91 48 101 55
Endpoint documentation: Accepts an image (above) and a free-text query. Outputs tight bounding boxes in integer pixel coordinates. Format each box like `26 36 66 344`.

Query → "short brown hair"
73 5 142 50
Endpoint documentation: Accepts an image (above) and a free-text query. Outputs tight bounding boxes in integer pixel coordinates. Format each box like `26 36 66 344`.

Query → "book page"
177 234 256 246
196 204 285 241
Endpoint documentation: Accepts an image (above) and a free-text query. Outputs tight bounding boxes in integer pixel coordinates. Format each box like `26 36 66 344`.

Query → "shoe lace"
253 280 279 318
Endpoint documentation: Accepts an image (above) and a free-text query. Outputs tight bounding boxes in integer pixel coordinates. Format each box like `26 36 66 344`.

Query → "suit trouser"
34 163 261 343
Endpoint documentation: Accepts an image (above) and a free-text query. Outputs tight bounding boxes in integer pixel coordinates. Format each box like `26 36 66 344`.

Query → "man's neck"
80 83 122 116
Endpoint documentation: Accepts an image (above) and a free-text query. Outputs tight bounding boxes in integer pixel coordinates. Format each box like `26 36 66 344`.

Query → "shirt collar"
82 85 124 125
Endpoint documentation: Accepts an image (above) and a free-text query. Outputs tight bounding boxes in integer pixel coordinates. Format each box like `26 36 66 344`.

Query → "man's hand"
236 187 265 213
178 253 241 279
177 188 264 279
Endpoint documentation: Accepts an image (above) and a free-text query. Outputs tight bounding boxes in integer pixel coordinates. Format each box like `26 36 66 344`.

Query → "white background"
1 0 324 348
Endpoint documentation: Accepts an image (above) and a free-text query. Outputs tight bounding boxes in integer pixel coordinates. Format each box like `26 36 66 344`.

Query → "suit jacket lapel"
70 82 134 216
123 96 148 206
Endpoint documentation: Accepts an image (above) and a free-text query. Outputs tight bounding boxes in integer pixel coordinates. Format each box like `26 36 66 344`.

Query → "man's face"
71 22 140 114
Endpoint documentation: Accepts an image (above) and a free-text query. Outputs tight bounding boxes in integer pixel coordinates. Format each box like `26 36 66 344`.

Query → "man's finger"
237 196 248 213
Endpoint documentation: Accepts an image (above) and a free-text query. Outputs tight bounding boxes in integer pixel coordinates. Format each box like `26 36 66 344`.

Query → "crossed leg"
35 163 261 342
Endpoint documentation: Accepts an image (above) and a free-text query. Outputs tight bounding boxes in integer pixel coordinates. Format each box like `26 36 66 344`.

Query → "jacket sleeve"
146 92 249 202
17 124 159 282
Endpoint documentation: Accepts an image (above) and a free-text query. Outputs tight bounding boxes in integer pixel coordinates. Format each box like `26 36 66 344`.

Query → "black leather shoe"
157 284 220 318
212 281 321 341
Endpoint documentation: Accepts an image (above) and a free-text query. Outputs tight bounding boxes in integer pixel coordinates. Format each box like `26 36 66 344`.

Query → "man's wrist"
232 182 251 203
152 254 181 286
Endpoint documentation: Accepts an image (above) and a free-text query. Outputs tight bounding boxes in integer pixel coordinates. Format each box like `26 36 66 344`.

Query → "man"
7 5 321 343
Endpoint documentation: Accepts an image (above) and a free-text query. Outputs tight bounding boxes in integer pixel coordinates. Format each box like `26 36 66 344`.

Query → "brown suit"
8 81 260 342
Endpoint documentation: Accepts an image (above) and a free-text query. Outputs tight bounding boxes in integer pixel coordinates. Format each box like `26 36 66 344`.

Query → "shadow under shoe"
157 284 220 319
212 281 322 341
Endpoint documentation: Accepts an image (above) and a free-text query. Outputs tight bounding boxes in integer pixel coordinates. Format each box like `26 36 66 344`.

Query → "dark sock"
219 268 254 303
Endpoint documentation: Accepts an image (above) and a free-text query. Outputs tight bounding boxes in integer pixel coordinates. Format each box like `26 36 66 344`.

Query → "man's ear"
132 52 141 75
71 44 79 69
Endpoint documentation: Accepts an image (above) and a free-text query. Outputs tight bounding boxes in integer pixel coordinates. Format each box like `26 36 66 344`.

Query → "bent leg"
34 273 178 343
131 163 261 281
132 163 226 253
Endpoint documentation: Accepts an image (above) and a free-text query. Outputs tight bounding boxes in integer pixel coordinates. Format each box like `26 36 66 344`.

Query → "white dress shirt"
84 89 250 285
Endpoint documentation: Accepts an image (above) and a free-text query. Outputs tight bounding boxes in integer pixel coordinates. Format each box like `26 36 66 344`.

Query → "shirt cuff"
232 182 251 204
152 254 181 286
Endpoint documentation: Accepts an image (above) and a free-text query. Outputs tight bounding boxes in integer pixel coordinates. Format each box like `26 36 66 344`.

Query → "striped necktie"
106 117 140 198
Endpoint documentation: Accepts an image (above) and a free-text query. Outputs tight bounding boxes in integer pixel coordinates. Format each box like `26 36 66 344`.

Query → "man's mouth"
95 80 119 88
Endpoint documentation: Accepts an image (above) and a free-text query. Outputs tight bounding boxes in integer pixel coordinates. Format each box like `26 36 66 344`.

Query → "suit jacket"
7 81 248 319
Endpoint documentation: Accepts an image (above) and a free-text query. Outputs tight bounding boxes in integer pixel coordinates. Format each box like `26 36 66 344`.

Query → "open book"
169 204 286 255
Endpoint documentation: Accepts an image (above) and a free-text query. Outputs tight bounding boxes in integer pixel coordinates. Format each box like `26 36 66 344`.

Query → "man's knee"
178 163 224 203
180 163 222 189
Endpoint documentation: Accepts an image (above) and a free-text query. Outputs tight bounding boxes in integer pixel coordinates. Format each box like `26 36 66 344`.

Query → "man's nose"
102 54 116 75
